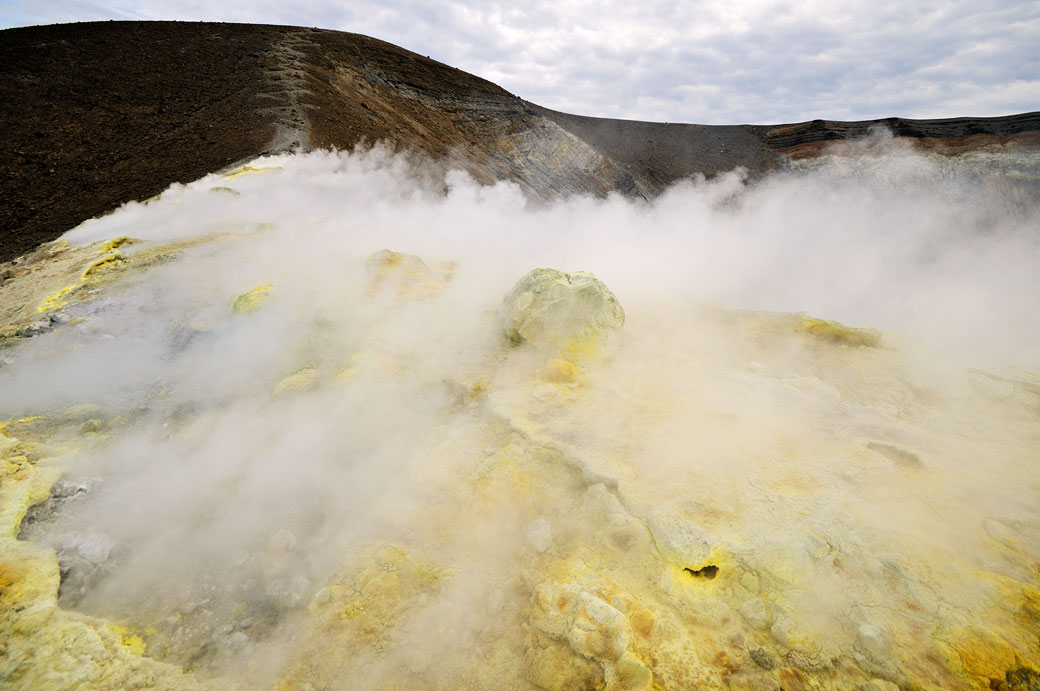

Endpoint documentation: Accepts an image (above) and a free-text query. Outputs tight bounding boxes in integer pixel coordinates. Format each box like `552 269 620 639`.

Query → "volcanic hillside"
2 20 1040 262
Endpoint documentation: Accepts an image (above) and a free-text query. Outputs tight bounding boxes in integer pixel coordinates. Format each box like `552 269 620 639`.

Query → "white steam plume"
2 141 1038 686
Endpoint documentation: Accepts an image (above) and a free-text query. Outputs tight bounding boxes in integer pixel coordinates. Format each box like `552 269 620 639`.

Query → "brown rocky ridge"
2 20 1039 262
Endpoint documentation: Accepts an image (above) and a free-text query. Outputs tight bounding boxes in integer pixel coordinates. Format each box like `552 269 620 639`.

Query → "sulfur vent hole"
683 565 719 580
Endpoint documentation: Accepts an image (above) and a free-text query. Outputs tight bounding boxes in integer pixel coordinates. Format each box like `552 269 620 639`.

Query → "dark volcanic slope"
1 21 554 262
540 109 1040 177
1 23 277 262
3 21 1039 262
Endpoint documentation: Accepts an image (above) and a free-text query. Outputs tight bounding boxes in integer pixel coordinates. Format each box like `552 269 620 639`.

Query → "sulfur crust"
2 247 1038 690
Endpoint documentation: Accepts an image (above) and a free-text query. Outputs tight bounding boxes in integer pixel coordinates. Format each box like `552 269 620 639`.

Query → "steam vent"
3 21 1040 691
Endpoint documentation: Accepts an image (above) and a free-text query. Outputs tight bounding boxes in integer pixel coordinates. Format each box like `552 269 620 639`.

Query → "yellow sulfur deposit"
231 283 275 314
98 236 135 252
365 249 454 301
109 623 149 656
793 312 882 347
0 416 208 688
4 235 208 327
80 251 125 280
2 239 1039 691
36 283 79 313
272 366 318 396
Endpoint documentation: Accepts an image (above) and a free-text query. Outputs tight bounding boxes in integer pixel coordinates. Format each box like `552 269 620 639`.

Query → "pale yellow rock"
526 639 605 690
335 351 403 385
531 583 632 661
96 236 135 252
63 403 104 420
0 429 17 457
501 268 625 358
80 251 125 280
740 597 770 630
526 518 553 553
282 544 448 686
793 312 881 347
646 512 712 568
232 283 275 314
365 249 453 301
608 651 654 691
543 357 580 384
273 367 318 397
37 284 79 313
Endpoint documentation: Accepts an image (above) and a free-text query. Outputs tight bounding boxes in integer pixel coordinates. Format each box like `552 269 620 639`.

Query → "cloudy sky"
2 0 1037 124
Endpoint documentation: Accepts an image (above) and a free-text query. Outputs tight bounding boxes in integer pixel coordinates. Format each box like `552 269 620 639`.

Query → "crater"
683 564 719 580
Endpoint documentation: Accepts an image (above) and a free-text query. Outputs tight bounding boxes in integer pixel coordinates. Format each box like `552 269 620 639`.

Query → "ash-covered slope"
2 20 1040 262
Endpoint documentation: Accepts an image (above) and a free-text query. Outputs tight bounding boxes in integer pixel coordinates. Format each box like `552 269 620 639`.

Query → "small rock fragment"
543 357 579 383
74 533 116 564
794 313 881 347
97 236 134 252
740 598 770 630
366 249 452 300
856 623 889 659
221 631 250 651
273 367 317 397
63 403 103 420
267 575 311 609
749 647 775 670
79 419 104 435
531 583 632 662
232 284 274 314
607 651 654 690
526 518 553 553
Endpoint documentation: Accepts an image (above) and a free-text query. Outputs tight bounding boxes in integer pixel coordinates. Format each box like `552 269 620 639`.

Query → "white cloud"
2 0 1037 123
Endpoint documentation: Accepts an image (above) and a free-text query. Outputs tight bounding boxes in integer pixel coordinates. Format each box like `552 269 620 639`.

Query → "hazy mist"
4 141 1039 686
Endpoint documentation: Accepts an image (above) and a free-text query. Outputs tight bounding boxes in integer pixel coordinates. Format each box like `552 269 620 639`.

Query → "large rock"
501 268 625 357
527 582 653 690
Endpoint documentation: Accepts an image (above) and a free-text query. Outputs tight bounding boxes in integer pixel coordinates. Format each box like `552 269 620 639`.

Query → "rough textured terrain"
3 21 1040 261
2 211 1038 689
2 20 1040 691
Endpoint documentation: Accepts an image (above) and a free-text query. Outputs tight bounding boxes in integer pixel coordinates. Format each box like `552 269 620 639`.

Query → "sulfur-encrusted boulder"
501 268 624 357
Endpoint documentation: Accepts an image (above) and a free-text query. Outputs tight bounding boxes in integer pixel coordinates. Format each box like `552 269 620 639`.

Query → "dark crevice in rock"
683 564 719 580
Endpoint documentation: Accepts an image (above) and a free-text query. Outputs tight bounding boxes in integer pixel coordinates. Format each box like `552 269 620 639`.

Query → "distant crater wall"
2 20 1039 263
